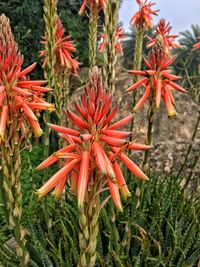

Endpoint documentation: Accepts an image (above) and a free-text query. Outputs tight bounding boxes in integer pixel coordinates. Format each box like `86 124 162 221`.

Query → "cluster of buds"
147 18 181 56
130 0 159 30
99 26 126 55
192 37 200 51
0 14 53 141
40 18 79 75
127 40 187 116
79 0 106 16
37 68 151 211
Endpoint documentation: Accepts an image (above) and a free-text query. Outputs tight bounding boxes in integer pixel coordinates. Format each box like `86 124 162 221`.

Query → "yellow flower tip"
34 129 43 138
142 174 150 181
78 10 83 16
133 107 138 113
78 200 84 210
121 191 131 201
155 104 160 111
35 190 45 201
49 104 56 112
118 206 123 212
168 111 177 118
51 191 61 201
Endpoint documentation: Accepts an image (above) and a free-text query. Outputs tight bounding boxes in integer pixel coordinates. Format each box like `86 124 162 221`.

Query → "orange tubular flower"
99 27 126 55
40 18 79 75
79 0 106 15
0 16 53 141
37 68 151 210
192 37 200 51
147 18 181 56
130 0 159 30
127 41 187 116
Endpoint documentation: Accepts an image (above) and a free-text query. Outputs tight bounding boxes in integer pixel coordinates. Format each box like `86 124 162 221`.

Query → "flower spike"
37 68 149 210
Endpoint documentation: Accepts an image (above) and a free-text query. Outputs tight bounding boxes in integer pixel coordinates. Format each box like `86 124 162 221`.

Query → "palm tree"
173 25 200 96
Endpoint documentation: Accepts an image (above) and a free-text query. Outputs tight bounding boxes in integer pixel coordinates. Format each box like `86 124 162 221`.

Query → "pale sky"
119 0 200 35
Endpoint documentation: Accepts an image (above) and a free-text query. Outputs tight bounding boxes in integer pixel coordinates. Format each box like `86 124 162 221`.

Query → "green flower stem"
103 0 119 95
89 11 98 69
142 91 156 172
184 150 200 192
177 110 200 180
1 130 29 266
78 178 100 267
129 28 144 148
43 0 58 160
0 169 9 225
42 0 58 247
131 28 144 114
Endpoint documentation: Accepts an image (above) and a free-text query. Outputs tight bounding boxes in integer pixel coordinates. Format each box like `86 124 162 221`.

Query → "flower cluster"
0 14 53 141
99 26 126 55
192 37 200 51
130 0 159 30
127 41 187 116
40 18 79 75
37 68 151 211
147 18 181 55
79 0 106 15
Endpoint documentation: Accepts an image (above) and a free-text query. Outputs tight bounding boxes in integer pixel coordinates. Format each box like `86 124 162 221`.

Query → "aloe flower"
0 20 53 140
0 14 52 266
192 37 200 51
130 0 159 30
40 18 79 75
37 68 150 266
127 43 187 116
147 18 181 56
37 68 150 209
99 26 126 55
79 0 106 15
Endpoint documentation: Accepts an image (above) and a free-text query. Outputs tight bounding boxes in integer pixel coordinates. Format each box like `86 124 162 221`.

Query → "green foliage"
0 144 200 266
98 174 200 267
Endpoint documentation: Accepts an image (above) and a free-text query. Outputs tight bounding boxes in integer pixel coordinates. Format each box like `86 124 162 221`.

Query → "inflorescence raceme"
37 68 151 211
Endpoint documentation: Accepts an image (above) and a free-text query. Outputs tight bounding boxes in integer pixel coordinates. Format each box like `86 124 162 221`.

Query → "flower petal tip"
168 112 177 118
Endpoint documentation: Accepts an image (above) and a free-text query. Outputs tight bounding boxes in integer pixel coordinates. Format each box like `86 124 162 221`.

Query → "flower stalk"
142 89 156 171
42 0 58 156
41 15 79 133
89 10 98 68
103 0 120 95
78 173 101 267
0 14 52 265
37 67 150 266
129 0 158 131
127 21 185 171
79 0 105 69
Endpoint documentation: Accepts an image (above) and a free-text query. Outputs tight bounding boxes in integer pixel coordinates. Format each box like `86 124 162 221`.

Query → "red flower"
127 43 187 116
147 18 181 56
99 26 126 55
40 19 79 75
192 37 200 51
79 0 106 15
37 68 151 210
130 0 159 30
0 15 53 141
